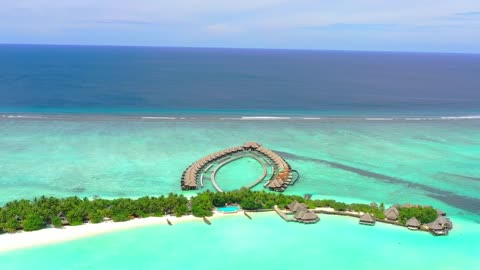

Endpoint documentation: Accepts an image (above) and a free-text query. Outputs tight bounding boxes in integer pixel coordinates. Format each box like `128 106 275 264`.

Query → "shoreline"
0 211 245 253
1 208 476 254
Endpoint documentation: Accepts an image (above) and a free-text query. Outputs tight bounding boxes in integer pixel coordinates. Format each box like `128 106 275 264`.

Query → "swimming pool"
217 205 240 213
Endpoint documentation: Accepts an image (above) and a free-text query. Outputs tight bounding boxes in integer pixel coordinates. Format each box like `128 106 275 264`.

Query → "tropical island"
0 142 455 253
0 188 452 237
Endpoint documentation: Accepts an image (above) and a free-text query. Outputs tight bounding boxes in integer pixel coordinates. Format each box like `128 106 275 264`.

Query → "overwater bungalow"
286 200 308 212
268 179 281 189
436 216 453 230
406 217 422 230
428 222 447 235
359 213 376 225
181 142 296 192
294 210 319 224
244 141 261 149
384 207 399 221
294 210 306 219
426 216 452 235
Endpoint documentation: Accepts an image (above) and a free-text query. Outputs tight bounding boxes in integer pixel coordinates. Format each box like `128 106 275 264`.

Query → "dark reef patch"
276 151 480 214
69 187 86 193
442 173 480 182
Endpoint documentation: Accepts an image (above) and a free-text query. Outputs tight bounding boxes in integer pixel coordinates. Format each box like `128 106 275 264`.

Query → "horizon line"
1 42 479 55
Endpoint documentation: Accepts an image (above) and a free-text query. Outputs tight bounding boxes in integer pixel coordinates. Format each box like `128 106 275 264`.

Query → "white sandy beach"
0 211 245 253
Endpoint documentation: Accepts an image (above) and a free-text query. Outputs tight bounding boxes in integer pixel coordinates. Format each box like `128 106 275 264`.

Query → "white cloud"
204 24 244 34
1 0 480 52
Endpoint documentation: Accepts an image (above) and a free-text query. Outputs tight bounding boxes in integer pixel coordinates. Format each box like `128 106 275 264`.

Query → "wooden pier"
210 155 245 192
245 154 269 189
244 211 252 220
273 205 294 222
312 208 361 218
203 217 211 225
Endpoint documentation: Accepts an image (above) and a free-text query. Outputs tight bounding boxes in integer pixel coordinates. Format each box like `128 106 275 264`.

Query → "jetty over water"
181 142 299 192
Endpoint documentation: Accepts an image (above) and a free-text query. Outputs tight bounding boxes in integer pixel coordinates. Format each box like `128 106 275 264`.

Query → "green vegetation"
51 216 63 228
191 189 303 216
22 214 46 231
398 206 437 225
0 193 189 234
0 188 439 234
311 199 386 219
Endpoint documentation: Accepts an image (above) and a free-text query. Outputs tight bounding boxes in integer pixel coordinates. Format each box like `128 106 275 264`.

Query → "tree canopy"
0 189 438 234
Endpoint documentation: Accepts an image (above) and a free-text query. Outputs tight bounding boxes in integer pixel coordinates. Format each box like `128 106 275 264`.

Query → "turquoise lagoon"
0 117 479 269
1 213 479 269
214 155 268 191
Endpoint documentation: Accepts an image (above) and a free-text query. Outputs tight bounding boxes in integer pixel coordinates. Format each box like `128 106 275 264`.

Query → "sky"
1 1 480 53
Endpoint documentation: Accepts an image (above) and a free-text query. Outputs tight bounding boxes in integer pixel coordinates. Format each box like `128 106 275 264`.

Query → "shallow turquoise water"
1 213 479 269
214 156 266 191
0 118 479 269
0 118 478 219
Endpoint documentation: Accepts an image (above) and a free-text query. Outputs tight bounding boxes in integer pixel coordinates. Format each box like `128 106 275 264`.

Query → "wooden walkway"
210 156 244 192
245 154 269 189
210 154 269 192
273 205 294 222
203 217 211 225
181 142 294 192
312 208 408 226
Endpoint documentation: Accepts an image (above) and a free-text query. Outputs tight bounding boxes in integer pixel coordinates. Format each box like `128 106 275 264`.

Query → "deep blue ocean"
0 44 479 116
1 45 480 270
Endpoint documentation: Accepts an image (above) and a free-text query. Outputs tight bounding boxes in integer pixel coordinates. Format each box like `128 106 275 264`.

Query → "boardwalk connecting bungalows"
274 201 320 224
181 142 299 192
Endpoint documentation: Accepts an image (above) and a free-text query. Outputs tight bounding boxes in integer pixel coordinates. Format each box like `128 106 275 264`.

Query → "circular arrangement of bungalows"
181 142 299 192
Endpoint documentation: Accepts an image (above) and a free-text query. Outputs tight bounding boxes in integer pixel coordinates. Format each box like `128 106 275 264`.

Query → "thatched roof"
294 210 318 221
384 207 399 220
386 206 399 215
243 142 261 149
287 200 299 210
370 202 378 207
268 180 281 188
286 200 308 212
406 217 421 227
436 209 446 216
427 216 452 230
302 211 318 220
429 222 443 230
294 210 306 219
297 205 308 212
359 213 375 223
435 216 448 225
